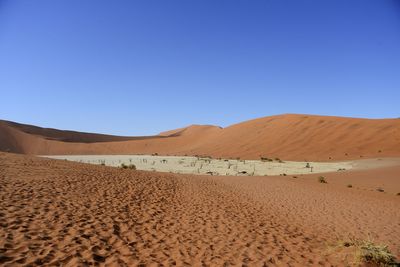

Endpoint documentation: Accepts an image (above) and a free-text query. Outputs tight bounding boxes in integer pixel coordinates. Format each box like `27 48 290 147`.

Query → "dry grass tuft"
318 176 327 183
336 238 397 266
355 240 397 266
120 163 136 170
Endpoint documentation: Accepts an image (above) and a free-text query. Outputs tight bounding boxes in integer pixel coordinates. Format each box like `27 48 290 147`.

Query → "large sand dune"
0 152 399 266
1 114 400 161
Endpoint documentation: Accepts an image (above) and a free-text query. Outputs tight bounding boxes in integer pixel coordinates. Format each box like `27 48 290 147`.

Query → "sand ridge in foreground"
1 152 399 266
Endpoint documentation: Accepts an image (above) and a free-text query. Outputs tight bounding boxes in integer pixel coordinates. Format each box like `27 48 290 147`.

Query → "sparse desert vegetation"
120 163 136 170
356 240 397 266
260 156 273 162
46 155 354 176
318 176 327 183
339 239 398 266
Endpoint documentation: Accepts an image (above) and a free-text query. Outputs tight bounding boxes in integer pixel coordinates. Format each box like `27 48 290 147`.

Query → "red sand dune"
1 115 399 265
1 114 400 161
0 152 399 266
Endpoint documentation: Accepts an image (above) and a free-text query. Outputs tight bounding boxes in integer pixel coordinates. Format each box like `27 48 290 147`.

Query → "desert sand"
1 114 400 161
1 114 399 266
1 152 399 266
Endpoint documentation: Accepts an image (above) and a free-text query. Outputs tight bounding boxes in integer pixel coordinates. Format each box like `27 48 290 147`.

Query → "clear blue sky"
1 0 399 135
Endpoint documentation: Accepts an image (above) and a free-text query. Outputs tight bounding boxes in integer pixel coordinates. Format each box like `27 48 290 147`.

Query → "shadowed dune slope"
0 120 164 144
0 121 223 156
0 152 399 265
1 114 399 161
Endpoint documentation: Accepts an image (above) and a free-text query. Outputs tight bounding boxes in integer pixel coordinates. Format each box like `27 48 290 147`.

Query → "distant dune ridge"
1 114 399 161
